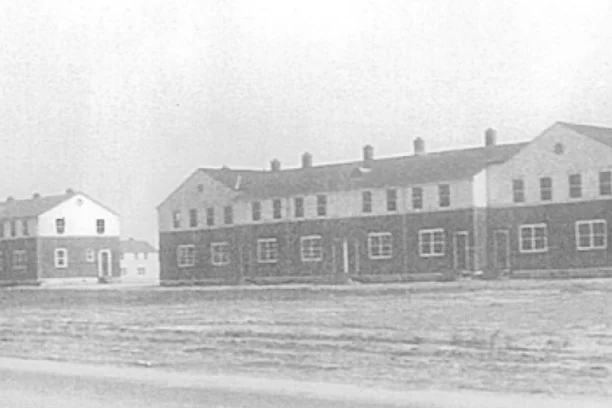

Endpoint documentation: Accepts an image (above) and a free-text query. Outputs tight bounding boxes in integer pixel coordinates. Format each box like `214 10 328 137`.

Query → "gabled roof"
200 142 528 199
558 122 612 149
0 194 70 219
121 239 157 254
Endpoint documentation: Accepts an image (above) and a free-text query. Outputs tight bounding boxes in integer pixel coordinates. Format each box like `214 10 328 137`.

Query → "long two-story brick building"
157 122 612 285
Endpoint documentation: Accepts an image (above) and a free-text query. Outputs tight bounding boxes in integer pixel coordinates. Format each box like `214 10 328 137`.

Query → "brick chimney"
414 137 425 156
485 128 497 147
301 152 313 168
66 188 75 195
270 159 281 172
363 145 374 167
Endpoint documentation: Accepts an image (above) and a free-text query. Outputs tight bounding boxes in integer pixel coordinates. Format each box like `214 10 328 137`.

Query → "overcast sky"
1 0 612 245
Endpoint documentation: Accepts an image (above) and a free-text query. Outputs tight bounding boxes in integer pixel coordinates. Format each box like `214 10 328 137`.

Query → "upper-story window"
569 173 582 198
294 197 304 218
172 211 181 229
197 184 204 193
386 189 397 212
512 179 525 203
316 194 327 216
0 222 4 239
540 177 553 201
96 219 105 234
55 218 65 235
273 199 282 219
10 220 17 237
600 171 611 196
189 209 198 228
438 184 450 207
21 220 29 236
206 207 215 227
252 201 262 221
412 187 423 209
224 205 233 225
362 191 372 213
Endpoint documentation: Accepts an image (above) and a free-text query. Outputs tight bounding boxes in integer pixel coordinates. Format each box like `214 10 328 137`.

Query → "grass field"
1 279 611 397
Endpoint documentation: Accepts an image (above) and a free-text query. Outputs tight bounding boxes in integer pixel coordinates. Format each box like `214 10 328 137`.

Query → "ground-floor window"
519 223 548 253
419 229 445 257
177 245 195 267
576 220 607 250
211 242 230 265
86 249 95 263
54 248 68 268
368 232 393 259
12 250 26 270
300 235 323 262
137 267 146 275
257 238 279 263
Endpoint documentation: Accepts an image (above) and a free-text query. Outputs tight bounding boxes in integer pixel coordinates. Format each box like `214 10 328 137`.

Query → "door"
333 238 359 276
493 230 510 271
453 232 469 271
98 249 112 278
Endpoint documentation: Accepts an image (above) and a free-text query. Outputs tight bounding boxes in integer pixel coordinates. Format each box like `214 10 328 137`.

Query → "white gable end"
38 194 120 237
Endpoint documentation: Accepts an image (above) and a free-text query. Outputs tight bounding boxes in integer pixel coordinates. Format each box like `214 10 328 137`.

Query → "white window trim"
575 220 607 251
257 238 279 264
177 244 195 268
210 242 231 266
368 232 393 260
519 223 548 254
13 250 26 270
85 249 95 263
418 228 445 258
54 248 68 268
300 235 323 262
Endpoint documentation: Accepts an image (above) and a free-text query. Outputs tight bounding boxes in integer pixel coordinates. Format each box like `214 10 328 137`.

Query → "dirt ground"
0 279 611 397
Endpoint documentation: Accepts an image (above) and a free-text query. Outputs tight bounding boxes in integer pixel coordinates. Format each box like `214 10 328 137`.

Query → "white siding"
38 194 120 237
472 170 487 208
120 252 160 283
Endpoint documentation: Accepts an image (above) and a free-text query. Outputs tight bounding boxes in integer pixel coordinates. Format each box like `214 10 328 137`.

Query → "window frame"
512 179 525 203
12 249 27 270
189 208 198 228
575 219 607 251
10 220 17 237
539 177 553 201
599 171 612 196
54 248 68 268
272 198 282 220
316 194 327 217
362 191 373 213
569 173 582 198
252 201 262 221
257 238 279 264
294 197 305 218
210 242 231 266
96 219 105 234
418 228 445 258
438 184 450 208
172 211 181 229
206 207 215 227
223 205 233 225
177 245 196 268
519 223 548 254
21 219 29 236
86 249 95 263
300 235 323 262
412 187 423 210
367 232 393 260
386 189 397 212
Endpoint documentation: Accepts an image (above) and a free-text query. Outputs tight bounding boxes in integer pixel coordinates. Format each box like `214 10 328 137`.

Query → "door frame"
493 229 510 271
98 249 112 278
453 231 469 271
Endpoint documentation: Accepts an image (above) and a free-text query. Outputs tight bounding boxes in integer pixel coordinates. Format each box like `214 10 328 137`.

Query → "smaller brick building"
0 189 121 286
120 238 159 284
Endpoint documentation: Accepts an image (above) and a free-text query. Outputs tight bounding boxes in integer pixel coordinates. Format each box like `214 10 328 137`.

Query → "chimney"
363 144 374 167
485 128 497 147
301 152 313 168
66 188 75 195
270 159 281 172
32 193 41 199
414 137 425 156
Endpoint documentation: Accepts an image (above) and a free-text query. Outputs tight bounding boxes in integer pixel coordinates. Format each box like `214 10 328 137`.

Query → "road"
0 357 609 408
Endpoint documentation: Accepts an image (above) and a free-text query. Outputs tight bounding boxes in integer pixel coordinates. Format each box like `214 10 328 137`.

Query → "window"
600 171 612 196
211 242 230 265
386 189 397 212
96 219 105 234
189 209 198 228
10 220 16 237
512 179 525 203
224 206 233 225
0 222 4 238
316 195 327 216
540 177 553 201
362 191 372 213
197 184 204 193
54 248 68 268
569 173 582 198
294 197 304 218
206 207 215 227
519 224 548 253
257 238 279 263
412 187 423 209
86 249 95 263
438 184 450 207
252 201 261 221
13 250 26 270
172 211 181 229
21 220 29 236
137 267 146 275
576 220 607 251
143 252 148 260
300 235 323 262
419 229 445 257
368 232 393 259
177 245 195 267
273 199 282 219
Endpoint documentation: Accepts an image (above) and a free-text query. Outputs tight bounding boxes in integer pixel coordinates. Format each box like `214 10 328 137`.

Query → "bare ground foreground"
1 279 612 399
